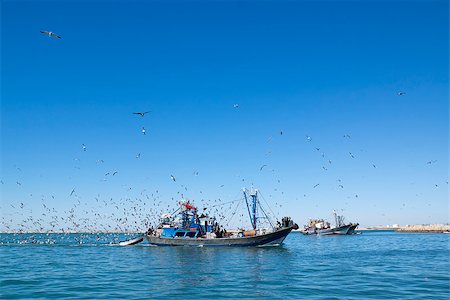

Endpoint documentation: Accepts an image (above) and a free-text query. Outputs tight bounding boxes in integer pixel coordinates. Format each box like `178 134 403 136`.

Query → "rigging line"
169 206 180 216
222 198 242 222
224 196 243 227
222 197 241 225
205 198 241 209
257 191 278 220
258 203 274 229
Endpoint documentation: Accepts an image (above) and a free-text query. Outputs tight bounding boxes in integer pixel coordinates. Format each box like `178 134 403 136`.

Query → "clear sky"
1 0 448 231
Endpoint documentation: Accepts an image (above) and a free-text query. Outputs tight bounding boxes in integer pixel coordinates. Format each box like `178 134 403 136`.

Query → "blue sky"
1 0 448 230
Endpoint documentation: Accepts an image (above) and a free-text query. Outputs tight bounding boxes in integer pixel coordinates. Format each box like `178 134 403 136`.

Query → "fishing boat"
302 211 358 235
145 188 298 246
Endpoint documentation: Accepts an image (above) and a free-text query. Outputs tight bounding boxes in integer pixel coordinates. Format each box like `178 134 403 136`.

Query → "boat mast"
243 188 258 230
251 189 258 229
243 189 253 229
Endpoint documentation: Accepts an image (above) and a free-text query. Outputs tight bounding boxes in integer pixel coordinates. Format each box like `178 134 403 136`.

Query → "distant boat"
302 211 358 235
145 188 298 246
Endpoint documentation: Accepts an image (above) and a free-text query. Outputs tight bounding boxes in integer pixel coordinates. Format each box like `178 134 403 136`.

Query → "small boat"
118 236 144 246
302 211 358 235
146 188 298 246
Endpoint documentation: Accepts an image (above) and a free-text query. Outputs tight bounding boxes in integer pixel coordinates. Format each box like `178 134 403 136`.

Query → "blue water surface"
1 231 449 299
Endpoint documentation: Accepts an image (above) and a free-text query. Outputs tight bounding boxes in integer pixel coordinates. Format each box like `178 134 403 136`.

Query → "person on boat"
146 227 154 236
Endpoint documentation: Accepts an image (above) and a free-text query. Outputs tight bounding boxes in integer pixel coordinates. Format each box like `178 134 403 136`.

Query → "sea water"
1 231 449 299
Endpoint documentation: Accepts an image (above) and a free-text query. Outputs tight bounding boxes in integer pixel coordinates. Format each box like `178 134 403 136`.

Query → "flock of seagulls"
0 30 445 242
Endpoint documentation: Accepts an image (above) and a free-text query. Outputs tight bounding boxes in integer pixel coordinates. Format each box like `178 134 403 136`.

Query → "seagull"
133 111 150 117
82 144 87 151
70 189 75 196
141 127 146 135
313 183 319 188
306 135 312 142
233 104 239 108
40 31 61 39
260 165 267 171
397 91 406 96
170 175 176 182
349 152 355 158
280 131 283 135
113 171 118 176
136 153 141 159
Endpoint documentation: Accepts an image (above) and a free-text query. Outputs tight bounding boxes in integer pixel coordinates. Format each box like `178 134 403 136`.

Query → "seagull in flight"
170 175 176 182
397 91 406 96
40 31 61 39
260 165 267 171
313 183 319 188
233 104 239 108
141 127 146 135
133 111 150 117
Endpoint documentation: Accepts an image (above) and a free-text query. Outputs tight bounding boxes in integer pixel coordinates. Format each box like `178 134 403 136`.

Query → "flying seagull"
233 104 239 108
133 111 150 117
40 31 61 39
397 91 406 96
260 165 267 171
141 127 146 135
170 175 176 182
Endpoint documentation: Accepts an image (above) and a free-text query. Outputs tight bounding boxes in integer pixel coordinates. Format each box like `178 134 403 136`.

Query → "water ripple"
0 232 449 299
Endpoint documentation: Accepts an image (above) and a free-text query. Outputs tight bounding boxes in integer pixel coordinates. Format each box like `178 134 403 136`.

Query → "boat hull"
303 223 359 235
146 226 295 247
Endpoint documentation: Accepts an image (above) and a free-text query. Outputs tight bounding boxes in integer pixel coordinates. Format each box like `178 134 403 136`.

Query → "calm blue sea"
1 231 449 299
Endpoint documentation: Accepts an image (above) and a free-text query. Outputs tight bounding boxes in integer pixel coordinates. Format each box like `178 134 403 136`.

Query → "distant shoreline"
394 224 450 233
360 224 450 233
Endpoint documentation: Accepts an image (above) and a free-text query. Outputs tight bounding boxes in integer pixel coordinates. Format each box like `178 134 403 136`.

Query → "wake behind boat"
146 188 298 246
